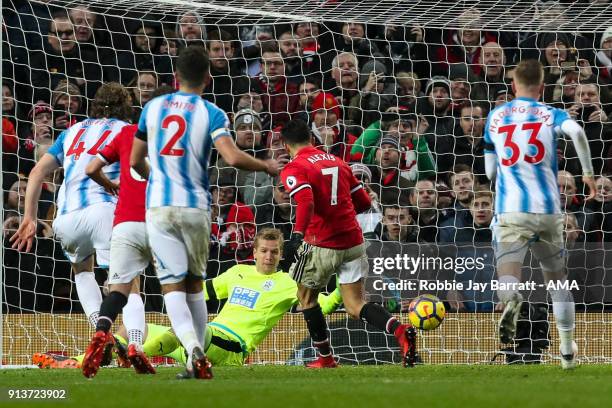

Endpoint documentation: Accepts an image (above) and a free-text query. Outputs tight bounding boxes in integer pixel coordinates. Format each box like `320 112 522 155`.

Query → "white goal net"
2 0 612 366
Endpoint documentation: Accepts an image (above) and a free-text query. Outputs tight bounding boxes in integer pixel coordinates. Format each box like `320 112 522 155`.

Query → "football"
408 294 446 330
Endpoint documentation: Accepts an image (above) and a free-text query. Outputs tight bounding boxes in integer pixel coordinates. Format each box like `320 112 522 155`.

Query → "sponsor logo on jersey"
229 286 260 309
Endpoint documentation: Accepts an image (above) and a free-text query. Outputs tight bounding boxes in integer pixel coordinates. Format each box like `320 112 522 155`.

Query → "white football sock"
186 291 207 349
549 285 575 355
74 272 102 328
496 275 521 304
164 291 200 357
123 293 145 347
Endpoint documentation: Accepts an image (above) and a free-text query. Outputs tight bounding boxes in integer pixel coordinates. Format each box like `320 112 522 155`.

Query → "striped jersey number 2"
499 122 544 166
66 128 112 160
322 166 338 206
160 114 186 156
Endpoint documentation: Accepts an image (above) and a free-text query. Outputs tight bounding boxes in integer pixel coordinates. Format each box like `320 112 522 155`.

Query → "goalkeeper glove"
282 232 304 269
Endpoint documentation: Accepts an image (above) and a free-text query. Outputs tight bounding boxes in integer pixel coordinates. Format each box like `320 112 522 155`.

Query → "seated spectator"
567 81 612 175
373 204 418 242
418 76 455 175
350 163 382 238
325 52 360 117
128 71 158 122
409 179 446 242
69 6 98 45
254 44 300 127
255 177 294 247
295 76 321 122
369 137 414 205
310 91 356 162
448 63 482 117
219 109 273 208
266 126 291 171
478 42 507 101
50 79 84 133
348 59 396 128
595 26 612 84
396 71 421 109
558 170 598 242
176 11 206 47
436 180 454 215
438 165 475 239
5 177 26 213
278 30 302 82
440 189 495 311
204 29 250 114
493 85 514 108
159 29 183 59
18 102 54 175
453 103 488 182
586 175 612 242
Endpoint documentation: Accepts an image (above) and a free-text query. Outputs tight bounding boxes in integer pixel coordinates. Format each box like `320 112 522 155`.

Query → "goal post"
2 0 612 367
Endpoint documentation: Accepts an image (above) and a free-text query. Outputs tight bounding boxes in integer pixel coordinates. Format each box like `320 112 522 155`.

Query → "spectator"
567 81 612 174
438 165 475 240
376 25 428 78
409 179 445 243
266 126 291 171
128 71 157 122
278 31 302 82
350 163 382 238
5 177 27 213
310 91 356 161
436 180 454 215
337 22 381 67
327 52 360 115
558 170 598 242
419 76 455 174
18 101 54 175
453 103 488 182
159 29 183 59
595 26 612 84
478 42 507 101
440 190 496 311
447 63 482 117
586 175 612 242
176 11 206 47
204 29 250 114
69 6 98 45
348 59 396 128
254 44 300 127
50 79 84 133
396 71 421 109
255 177 294 249
369 137 414 205
373 205 418 242
234 88 265 114
2 116 18 172
295 76 321 122
493 85 515 107
2 81 16 126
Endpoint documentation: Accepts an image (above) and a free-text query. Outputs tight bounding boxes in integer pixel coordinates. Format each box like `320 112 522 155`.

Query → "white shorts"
108 222 151 284
52 202 115 266
492 212 564 272
146 207 211 285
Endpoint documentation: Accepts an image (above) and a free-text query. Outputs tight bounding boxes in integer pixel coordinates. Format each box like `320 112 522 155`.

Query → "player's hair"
254 228 284 252
176 45 210 88
89 82 132 121
513 59 544 88
281 119 311 145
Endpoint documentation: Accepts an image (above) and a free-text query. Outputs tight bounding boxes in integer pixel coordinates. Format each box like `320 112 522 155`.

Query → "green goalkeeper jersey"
204 264 340 354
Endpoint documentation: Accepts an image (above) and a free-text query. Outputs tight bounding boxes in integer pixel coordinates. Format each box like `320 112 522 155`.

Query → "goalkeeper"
34 228 342 368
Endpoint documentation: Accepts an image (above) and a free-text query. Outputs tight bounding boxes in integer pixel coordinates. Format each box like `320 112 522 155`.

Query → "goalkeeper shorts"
290 242 367 289
146 207 211 284
52 202 114 266
204 326 246 367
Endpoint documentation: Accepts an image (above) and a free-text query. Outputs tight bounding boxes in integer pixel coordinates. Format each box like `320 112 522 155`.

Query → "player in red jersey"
280 119 417 368
80 123 156 378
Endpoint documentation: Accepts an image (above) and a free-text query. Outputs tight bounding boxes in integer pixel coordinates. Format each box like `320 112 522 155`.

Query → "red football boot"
82 331 112 378
128 344 156 374
306 354 338 368
191 347 213 380
113 336 132 368
394 324 417 367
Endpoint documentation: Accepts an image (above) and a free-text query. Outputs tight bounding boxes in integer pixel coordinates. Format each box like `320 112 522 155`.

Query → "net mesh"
2 0 612 366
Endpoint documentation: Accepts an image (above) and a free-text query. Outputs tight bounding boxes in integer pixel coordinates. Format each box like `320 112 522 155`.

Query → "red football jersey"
97 124 146 226
281 145 363 249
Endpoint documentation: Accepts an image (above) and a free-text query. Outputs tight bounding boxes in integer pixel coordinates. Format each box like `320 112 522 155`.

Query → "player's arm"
483 115 497 180
215 136 278 176
348 172 372 214
86 157 119 196
561 119 596 200
202 267 235 301
10 153 59 252
130 136 150 180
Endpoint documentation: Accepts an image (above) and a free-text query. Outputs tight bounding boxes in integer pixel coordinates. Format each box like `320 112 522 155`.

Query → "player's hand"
582 175 597 202
283 232 304 267
264 159 280 176
9 216 38 252
104 181 120 196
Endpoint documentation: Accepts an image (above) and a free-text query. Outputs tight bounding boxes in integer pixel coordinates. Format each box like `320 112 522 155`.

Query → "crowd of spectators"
2 1 612 313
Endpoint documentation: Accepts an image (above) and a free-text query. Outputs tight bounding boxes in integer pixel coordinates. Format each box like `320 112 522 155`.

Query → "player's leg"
493 213 531 343
72 256 102 328
290 244 337 367
338 249 417 367
147 207 210 379
534 214 577 369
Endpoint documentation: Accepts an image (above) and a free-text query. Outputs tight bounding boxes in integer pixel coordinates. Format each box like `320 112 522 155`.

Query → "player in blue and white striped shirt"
11 83 134 330
130 46 278 380
484 60 596 369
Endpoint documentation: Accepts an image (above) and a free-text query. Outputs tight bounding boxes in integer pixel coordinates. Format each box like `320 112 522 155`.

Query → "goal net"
2 0 612 366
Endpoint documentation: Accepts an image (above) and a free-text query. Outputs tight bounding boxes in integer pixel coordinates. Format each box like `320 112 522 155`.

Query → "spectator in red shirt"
310 92 356 162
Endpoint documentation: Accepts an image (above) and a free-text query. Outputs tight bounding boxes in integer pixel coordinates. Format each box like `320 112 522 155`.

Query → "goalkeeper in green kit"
33 228 342 369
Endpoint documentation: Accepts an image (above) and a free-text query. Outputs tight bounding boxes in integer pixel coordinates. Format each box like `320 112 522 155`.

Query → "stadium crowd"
2 1 612 314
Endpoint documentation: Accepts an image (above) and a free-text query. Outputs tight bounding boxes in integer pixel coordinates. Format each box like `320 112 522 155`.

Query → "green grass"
1 365 612 408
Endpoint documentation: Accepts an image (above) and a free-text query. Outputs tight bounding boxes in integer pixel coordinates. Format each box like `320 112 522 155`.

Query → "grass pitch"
1 365 611 408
